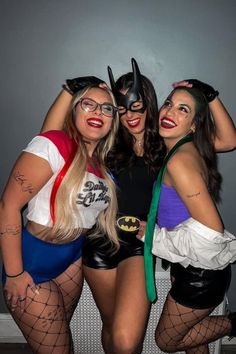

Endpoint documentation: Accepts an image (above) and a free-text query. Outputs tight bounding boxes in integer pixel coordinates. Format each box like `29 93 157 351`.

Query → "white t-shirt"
23 131 110 229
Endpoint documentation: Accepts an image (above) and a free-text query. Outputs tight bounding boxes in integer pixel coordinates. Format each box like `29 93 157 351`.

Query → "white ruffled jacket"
148 218 236 270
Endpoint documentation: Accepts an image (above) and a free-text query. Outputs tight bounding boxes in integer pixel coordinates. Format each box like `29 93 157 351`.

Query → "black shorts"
82 230 144 269
170 263 231 309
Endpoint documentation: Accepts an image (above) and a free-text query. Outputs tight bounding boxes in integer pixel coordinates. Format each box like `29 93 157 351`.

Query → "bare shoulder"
166 146 203 185
165 145 222 232
167 148 196 173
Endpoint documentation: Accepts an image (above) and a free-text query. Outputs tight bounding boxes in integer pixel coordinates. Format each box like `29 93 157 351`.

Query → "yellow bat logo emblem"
116 216 140 232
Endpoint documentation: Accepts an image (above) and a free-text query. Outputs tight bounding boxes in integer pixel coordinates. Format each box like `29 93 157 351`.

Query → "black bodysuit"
82 157 157 269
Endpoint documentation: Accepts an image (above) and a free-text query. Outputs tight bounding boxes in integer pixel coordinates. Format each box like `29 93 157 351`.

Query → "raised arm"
0 152 53 310
41 75 105 133
173 79 236 152
209 96 236 151
41 89 72 132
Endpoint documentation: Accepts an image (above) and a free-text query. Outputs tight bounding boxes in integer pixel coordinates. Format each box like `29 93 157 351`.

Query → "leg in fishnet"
54 258 83 322
155 294 231 353
186 344 209 354
6 259 83 354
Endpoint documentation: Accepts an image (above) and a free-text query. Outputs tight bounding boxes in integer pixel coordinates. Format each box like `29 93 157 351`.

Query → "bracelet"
62 84 74 96
5 270 24 278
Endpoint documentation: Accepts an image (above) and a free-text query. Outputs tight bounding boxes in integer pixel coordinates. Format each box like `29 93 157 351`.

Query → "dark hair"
169 86 222 202
107 73 165 173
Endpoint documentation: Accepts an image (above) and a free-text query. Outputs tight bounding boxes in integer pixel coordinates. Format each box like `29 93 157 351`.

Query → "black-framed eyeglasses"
78 98 118 118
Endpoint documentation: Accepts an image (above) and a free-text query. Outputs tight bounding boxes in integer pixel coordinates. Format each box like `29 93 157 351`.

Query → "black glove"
64 76 105 95
185 79 219 102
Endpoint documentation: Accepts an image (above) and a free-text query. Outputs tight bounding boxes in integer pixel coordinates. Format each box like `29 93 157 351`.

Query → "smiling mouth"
87 118 104 128
127 118 141 128
160 118 177 129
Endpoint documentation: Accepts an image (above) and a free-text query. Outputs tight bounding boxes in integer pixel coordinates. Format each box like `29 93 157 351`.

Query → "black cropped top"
113 157 157 220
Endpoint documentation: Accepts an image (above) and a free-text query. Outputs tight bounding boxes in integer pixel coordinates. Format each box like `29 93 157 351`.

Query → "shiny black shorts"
170 263 231 309
82 230 144 269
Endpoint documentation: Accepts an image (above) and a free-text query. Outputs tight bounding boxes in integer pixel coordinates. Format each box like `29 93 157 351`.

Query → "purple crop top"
158 184 190 228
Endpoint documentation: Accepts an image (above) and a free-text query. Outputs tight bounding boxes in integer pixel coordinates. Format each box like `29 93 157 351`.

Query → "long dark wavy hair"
168 86 222 202
107 73 165 174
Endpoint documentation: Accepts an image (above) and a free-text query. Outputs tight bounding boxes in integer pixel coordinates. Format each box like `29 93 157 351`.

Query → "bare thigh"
83 265 116 326
84 256 151 353
113 256 151 341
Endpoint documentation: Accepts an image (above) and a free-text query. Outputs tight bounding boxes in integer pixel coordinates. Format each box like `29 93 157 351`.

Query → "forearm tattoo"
0 224 21 236
187 192 200 198
14 170 34 194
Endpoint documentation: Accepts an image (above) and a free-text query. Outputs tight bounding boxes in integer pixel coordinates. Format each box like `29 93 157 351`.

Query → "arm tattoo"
0 224 21 236
14 170 34 194
187 192 200 198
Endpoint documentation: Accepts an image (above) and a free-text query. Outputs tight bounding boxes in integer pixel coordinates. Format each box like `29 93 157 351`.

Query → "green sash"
144 134 193 302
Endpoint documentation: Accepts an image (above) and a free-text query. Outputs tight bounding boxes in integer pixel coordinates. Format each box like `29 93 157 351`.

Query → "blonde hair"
51 85 120 247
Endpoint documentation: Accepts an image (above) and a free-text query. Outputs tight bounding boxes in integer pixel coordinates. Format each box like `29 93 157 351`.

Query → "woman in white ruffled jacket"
139 81 236 353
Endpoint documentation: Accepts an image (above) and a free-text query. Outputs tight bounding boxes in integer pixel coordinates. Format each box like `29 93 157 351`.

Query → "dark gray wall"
1 0 236 312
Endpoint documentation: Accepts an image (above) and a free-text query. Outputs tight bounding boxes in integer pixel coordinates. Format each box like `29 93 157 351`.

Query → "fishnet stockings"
155 294 231 353
6 259 83 354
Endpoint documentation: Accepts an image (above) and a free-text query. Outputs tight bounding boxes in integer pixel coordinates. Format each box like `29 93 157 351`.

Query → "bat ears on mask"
107 58 145 103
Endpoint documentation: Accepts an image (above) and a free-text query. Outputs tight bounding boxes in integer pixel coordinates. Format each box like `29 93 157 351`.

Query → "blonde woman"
0 82 119 354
